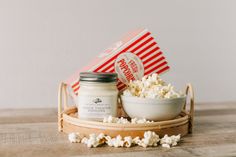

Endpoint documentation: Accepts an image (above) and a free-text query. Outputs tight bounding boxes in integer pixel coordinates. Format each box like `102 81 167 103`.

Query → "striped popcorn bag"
65 28 170 97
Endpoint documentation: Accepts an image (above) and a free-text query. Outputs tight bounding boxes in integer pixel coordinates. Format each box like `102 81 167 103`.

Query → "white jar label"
78 95 117 119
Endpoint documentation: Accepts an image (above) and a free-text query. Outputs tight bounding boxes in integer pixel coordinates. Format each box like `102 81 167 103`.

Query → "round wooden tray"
58 83 194 138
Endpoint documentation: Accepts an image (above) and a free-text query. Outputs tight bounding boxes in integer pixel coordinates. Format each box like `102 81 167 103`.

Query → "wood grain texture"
0 102 236 157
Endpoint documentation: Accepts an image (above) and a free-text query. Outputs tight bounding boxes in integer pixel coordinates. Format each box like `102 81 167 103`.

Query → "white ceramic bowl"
121 95 186 121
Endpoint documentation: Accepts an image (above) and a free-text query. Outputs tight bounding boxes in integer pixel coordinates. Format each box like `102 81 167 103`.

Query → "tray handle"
58 82 69 131
183 83 195 133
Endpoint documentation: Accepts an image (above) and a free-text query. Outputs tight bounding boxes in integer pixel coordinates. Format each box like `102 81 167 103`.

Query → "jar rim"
79 72 117 83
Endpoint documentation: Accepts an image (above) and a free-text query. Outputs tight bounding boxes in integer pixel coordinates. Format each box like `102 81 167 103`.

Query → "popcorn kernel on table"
68 131 181 148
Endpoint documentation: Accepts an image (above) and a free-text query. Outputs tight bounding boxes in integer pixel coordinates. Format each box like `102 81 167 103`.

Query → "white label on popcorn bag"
78 95 117 120
115 52 144 84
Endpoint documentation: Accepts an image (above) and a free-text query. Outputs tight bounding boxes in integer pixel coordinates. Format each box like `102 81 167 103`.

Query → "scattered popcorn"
113 135 124 147
68 132 83 143
123 73 183 99
105 136 113 147
103 115 117 123
116 117 130 124
131 118 154 124
81 137 88 144
105 135 124 147
81 134 97 148
123 136 133 148
103 116 154 124
97 133 107 145
160 134 181 148
130 118 138 124
81 133 106 148
138 131 160 147
68 131 181 148
132 136 141 145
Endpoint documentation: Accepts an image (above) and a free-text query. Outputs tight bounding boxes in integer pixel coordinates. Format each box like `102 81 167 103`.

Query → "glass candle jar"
78 72 118 121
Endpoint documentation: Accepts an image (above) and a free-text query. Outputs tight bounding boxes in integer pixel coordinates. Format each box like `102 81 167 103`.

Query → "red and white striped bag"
65 28 170 96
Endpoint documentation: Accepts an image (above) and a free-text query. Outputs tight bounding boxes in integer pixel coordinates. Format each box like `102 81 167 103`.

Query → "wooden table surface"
0 102 236 157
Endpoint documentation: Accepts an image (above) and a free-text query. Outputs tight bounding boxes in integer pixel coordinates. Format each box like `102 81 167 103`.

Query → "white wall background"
0 0 235 108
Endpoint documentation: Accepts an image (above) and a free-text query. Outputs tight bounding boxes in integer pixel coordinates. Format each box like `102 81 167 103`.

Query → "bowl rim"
121 95 186 102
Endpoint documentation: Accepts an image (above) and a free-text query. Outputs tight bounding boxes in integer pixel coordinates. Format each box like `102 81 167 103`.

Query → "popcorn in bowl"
121 73 186 121
123 73 183 99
